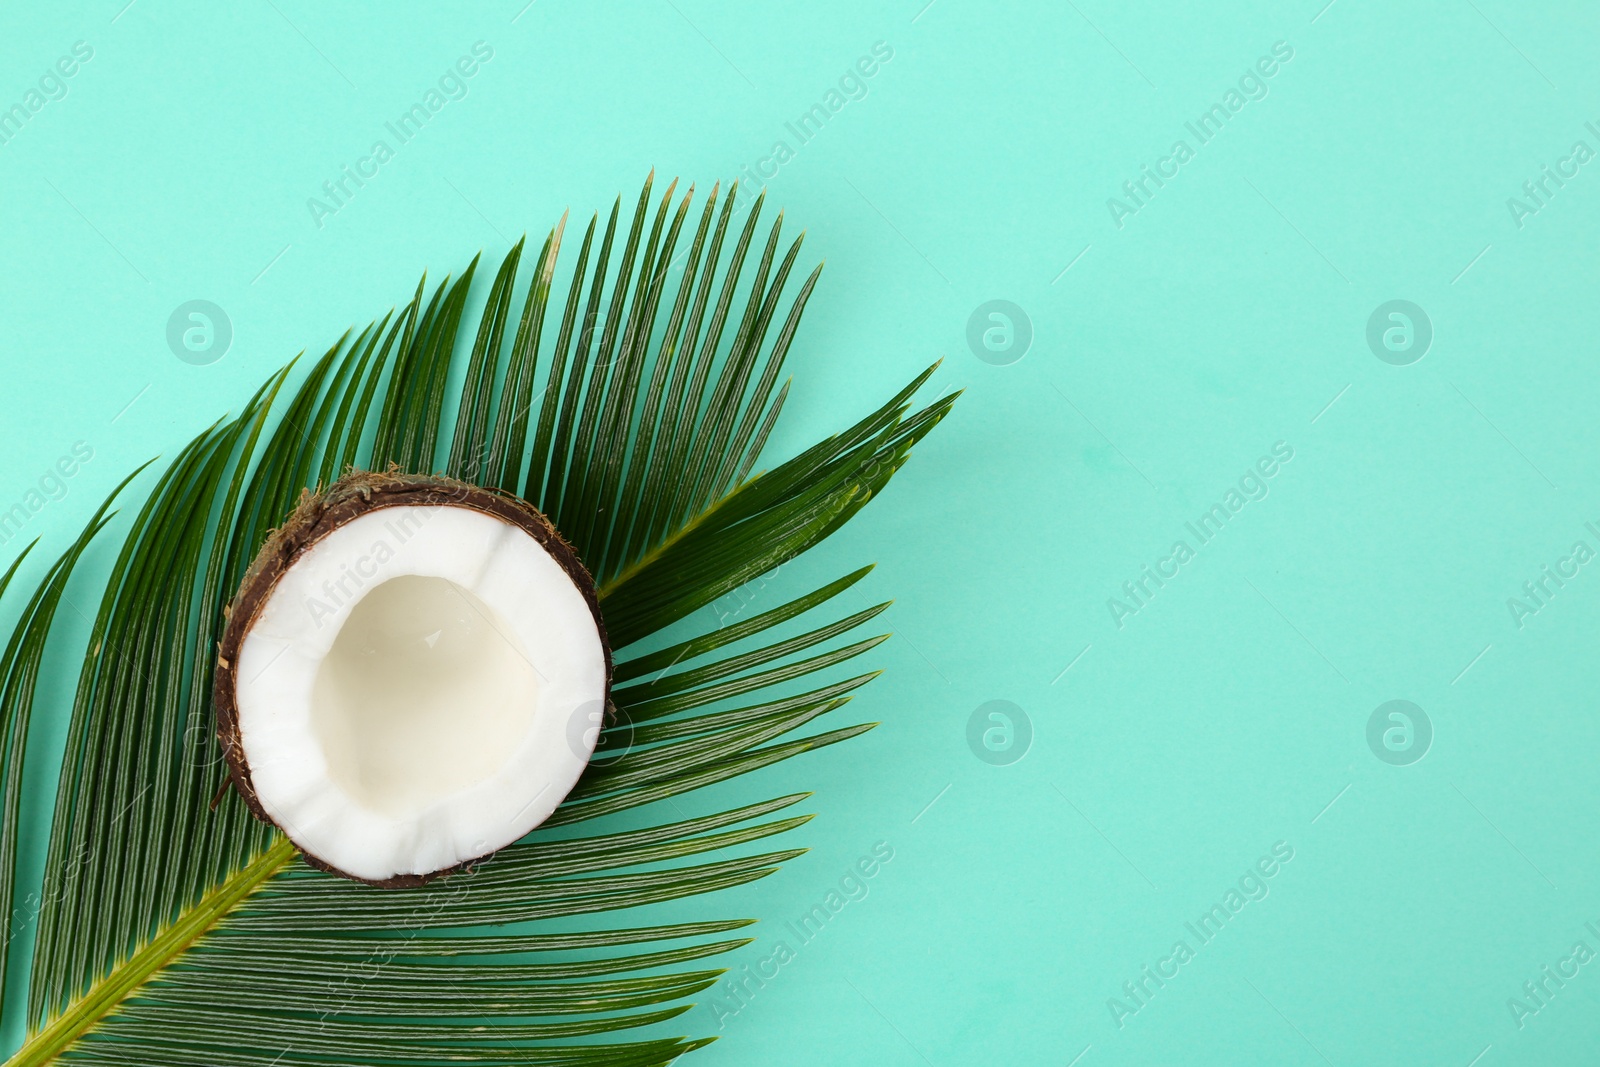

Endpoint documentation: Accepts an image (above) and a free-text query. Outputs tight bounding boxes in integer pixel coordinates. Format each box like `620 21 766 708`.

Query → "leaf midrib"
8 835 295 1067
600 476 745 598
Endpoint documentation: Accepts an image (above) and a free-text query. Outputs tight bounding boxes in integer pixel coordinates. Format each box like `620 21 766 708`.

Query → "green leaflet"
0 178 954 1067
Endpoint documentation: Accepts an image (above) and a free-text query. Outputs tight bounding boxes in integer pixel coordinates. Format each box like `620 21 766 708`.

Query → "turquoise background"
4 0 1600 1063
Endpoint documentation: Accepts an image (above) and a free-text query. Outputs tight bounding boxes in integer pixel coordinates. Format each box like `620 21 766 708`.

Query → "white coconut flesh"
232 504 607 882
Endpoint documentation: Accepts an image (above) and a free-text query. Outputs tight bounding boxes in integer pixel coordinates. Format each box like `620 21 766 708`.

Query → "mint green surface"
3 0 1599 1063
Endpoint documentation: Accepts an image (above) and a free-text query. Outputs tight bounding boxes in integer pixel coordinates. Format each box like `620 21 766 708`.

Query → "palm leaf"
0 176 955 1067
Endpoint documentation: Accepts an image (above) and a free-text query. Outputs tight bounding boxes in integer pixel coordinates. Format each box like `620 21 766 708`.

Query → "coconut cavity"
215 472 611 886
310 575 540 819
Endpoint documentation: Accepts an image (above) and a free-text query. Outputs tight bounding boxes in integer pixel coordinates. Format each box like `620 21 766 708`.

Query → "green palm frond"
0 175 954 1067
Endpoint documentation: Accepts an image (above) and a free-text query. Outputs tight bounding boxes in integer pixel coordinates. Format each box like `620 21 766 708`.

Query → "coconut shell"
213 470 611 888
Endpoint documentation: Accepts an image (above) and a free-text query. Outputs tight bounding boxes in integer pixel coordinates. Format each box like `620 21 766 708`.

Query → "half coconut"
214 471 611 886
